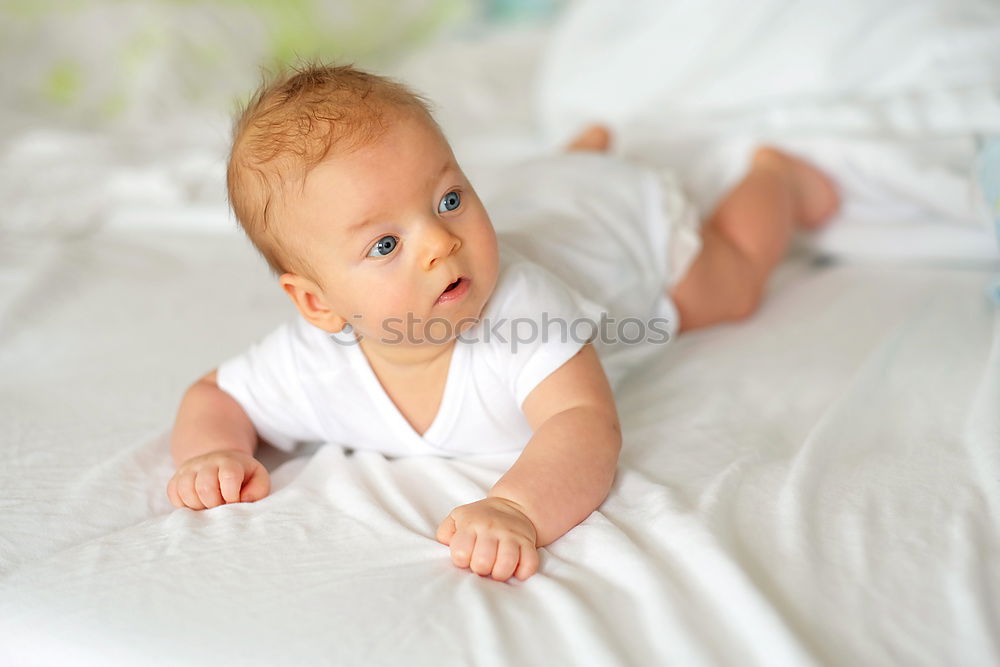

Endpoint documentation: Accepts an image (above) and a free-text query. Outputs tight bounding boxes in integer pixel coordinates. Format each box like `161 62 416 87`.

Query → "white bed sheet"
1 225 997 666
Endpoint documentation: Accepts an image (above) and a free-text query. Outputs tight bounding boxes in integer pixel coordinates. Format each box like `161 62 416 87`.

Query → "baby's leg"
670 147 840 332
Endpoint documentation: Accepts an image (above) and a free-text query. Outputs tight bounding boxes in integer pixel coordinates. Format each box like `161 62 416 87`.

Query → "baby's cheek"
358 305 407 343
476 229 500 287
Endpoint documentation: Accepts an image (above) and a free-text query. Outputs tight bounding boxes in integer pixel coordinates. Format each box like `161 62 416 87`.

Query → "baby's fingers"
166 476 183 508
217 459 244 504
239 462 270 503
174 470 205 510
470 535 498 577
514 544 540 581
435 515 456 545
491 540 522 582
449 529 477 569
194 466 225 508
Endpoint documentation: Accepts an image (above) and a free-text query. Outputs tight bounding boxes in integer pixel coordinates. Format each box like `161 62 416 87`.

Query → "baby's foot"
565 125 611 152
752 147 840 229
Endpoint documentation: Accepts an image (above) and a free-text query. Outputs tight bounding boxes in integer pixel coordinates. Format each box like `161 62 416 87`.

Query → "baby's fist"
436 496 539 582
167 449 270 510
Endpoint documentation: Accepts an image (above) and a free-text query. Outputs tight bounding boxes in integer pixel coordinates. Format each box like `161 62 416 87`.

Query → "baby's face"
281 113 499 348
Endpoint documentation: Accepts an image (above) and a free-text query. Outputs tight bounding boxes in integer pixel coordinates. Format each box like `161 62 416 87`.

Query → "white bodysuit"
216 152 702 457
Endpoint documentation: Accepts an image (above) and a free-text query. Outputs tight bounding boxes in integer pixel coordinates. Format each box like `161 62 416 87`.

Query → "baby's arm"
436 342 621 581
166 370 270 510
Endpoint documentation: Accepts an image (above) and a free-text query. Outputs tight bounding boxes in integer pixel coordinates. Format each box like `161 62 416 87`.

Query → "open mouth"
436 276 470 304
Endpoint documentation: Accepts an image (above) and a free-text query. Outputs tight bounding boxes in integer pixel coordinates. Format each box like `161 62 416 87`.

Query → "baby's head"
227 63 499 349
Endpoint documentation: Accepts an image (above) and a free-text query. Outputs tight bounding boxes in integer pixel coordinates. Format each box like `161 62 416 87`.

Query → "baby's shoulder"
486 250 567 313
238 314 361 381
486 248 604 322
465 253 602 360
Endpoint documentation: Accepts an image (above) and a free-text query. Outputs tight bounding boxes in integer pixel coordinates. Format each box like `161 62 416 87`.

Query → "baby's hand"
435 496 539 582
166 449 270 510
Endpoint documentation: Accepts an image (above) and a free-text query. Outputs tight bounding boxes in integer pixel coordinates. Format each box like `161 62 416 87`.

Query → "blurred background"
0 0 565 238
0 0 562 129
0 0 997 261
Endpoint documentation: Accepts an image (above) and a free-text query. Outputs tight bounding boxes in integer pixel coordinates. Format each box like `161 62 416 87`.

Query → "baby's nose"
422 222 461 269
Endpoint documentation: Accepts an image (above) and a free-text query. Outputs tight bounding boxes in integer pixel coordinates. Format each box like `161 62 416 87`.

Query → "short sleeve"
215 318 325 452
471 256 606 407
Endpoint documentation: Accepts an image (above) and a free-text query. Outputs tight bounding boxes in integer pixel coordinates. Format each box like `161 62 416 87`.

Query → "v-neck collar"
343 334 465 445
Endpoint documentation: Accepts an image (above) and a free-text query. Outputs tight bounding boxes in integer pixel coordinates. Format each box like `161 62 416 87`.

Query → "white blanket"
1 229 997 665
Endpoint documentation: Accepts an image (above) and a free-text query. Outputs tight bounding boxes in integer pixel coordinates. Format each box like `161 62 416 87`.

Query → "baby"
167 64 839 583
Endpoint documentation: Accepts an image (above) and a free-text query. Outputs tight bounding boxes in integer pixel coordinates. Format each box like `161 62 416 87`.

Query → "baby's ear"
279 272 348 333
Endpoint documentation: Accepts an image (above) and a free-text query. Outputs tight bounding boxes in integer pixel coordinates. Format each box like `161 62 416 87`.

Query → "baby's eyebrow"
433 160 453 181
344 217 374 237
343 161 456 238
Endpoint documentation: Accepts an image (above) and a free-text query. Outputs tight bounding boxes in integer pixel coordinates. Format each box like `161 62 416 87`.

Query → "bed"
2 1 998 665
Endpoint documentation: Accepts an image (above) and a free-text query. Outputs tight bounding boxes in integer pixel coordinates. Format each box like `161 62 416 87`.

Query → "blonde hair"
226 62 436 277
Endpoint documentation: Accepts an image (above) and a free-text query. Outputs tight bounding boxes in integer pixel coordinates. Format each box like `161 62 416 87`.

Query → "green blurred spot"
99 92 127 120
405 0 467 42
13 0 472 118
123 25 162 70
43 61 81 106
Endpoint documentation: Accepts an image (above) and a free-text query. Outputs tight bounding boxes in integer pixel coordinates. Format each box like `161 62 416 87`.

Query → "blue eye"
367 235 398 258
438 191 461 213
